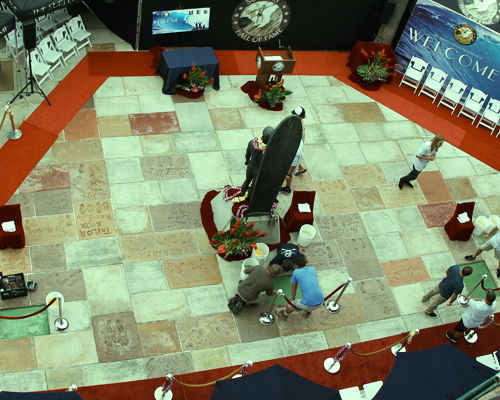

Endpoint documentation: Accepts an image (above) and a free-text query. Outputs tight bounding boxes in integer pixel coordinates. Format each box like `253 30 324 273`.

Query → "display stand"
255 46 295 89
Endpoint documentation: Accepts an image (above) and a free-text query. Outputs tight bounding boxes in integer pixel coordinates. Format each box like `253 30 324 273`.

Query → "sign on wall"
152 8 210 35
395 0 500 101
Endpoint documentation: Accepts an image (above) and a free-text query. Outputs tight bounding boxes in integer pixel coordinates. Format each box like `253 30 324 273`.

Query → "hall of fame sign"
457 0 500 26
232 0 290 42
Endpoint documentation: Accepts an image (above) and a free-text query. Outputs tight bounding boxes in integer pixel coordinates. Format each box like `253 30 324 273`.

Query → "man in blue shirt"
421 265 473 318
279 255 324 319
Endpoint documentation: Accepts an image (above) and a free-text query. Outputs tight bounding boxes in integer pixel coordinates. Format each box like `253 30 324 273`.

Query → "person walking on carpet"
398 134 444 190
421 264 473 318
464 225 500 278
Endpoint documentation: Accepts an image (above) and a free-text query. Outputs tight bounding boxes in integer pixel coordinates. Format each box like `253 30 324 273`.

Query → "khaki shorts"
292 299 322 312
480 240 500 261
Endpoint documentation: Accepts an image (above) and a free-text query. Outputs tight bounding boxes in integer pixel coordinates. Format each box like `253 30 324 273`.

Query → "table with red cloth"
0 204 25 250
444 202 475 241
347 41 397 84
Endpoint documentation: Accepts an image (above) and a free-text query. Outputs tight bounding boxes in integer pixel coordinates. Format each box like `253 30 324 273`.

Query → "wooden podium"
255 47 295 89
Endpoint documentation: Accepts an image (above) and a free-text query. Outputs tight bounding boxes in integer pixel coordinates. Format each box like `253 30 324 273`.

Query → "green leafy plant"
210 218 267 257
356 49 395 83
253 80 292 107
176 64 214 93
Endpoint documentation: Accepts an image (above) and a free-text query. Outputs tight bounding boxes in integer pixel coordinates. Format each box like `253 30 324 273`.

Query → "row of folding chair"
399 56 500 137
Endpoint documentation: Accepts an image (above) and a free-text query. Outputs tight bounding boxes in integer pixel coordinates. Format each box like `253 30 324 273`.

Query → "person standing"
236 264 282 305
446 291 497 342
268 242 304 272
465 225 500 278
279 255 324 318
421 265 473 318
399 134 444 189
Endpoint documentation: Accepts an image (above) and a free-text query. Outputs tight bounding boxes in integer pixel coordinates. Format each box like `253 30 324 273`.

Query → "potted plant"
252 80 292 111
175 63 214 98
356 48 395 88
210 218 267 261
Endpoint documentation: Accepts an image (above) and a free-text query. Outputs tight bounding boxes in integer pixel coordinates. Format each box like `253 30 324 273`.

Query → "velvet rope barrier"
350 332 416 357
480 280 500 292
0 298 56 319
323 283 345 302
173 363 250 387
282 294 301 310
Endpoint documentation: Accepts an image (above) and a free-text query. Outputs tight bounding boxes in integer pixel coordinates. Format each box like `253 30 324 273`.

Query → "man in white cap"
279 106 307 194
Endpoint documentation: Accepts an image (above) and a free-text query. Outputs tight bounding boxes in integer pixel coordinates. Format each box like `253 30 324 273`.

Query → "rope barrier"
323 283 345 302
480 280 500 292
351 333 411 357
282 294 301 310
173 365 247 387
0 298 56 319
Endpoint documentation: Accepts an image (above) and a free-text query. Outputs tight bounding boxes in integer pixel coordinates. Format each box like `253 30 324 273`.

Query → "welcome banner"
395 0 500 101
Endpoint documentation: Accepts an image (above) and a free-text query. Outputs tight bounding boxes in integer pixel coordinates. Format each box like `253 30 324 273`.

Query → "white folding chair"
476 98 500 136
476 351 500 370
399 56 428 93
5 27 23 59
418 67 448 103
66 15 92 52
457 88 487 123
363 381 383 400
51 26 78 63
35 14 58 39
339 386 363 400
437 78 467 114
29 48 53 85
52 7 72 25
37 36 64 73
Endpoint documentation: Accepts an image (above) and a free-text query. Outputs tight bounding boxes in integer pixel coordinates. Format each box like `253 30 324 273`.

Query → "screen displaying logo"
457 0 500 26
231 0 290 42
152 8 210 35
453 23 477 44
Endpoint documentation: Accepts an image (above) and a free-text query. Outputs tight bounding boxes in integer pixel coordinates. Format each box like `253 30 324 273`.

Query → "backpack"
228 294 245 315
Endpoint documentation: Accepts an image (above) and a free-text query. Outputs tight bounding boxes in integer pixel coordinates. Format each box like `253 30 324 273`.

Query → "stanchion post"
458 274 487 307
324 342 352 373
232 360 253 379
464 329 478 344
154 374 174 400
54 294 69 332
325 277 352 314
391 329 419 356
259 289 283 326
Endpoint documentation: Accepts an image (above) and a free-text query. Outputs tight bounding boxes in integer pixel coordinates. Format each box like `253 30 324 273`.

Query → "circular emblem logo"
232 0 290 42
453 24 477 45
457 0 499 26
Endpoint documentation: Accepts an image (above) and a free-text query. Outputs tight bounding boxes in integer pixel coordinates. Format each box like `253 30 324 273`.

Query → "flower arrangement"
176 63 214 93
252 80 292 107
210 218 267 258
356 49 395 83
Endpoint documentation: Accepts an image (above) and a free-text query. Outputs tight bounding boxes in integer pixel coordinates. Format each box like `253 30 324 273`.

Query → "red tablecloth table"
444 202 475 241
283 191 316 233
0 204 25 249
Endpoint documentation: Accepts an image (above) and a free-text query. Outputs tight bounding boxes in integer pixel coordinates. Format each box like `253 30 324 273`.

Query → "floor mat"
272 274 302 306
462 261 499 298
0 306 50 339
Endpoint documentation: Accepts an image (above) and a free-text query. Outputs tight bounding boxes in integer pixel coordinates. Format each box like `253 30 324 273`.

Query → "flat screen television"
152 8 210 35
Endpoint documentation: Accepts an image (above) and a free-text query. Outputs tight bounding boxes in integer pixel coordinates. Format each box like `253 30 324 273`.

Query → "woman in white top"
398 134 444 189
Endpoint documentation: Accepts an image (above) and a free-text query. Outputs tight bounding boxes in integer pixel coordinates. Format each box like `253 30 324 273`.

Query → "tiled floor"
0 11 499 393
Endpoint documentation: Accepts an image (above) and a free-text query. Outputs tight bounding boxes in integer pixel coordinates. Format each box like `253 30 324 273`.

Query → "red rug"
75 316 500 400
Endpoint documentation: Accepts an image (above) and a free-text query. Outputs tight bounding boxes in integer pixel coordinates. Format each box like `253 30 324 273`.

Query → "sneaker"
405 181 414 189
446 331 458 343
425 311 437 318
464 255 476 261
398 181 404 190
294 169 307 176
279 186 291 194
497 269 500 278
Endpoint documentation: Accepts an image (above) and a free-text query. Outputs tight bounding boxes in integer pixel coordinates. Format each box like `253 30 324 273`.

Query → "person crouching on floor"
236 264 282 305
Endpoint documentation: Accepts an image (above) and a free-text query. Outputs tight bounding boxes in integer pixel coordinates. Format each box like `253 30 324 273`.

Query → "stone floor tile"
205 88 253 109
65 237 122 269
356 317 406 342
233 299 280 342
316 214 367 240
301 124 326 144
418 202 455 227
101 136 143 158
484 196 500 215
282 331 328 357
330 142 367 166
392 282 427 315
434 157 476 179
0 338 36 373
354 278 400 321
470 174 500 198
144 352 195 378
393 206 427 231
378 184 427 208
382 121 420 140
175 103 214 132
339 102 385 123
401 228 449 257
110 181 162 208
402 312 443 331
7 193 35 217
381 257 430 286
369 232 408 262
158 179 199 204
0 293 31 310
353 122 385 141
323 325 361 348
82 359 146 386
303 144 343 181
313 104 345 124
338 237 384 280
185 284 229 316
442 233 478 265
418 171 453 204
131 289 188 323
421 252 456 280
69 160 110 201
137 320 181 357
191 346 231 371
20 164 70 193
360 209 400 236
113 207 152 236
0 247 31 275
351 187 385 211
299 75 332 87
227 337 286 365
52 139 103 162
238 106 288 128
139 134 172 155
24 214 76 246
97 115 133 138
129 112 180 135
122 76 163 95
124 260 168 294
164 255 221 289
64 109 99 141
360 141 404 163
313 294 366 330
106 158 144 184
95 95 140 117
189 152 230 190
171 131 220 153
45 366 84 390
176 312 239 351
469 157 498 175
194 229 217 256
28 269 86 305
217 257 242 298
306 85 348 105
216 128 254 150
0 370 47 392
141 153 194 181
94 77 125 97
209 108 245 130
314 180 357 215
435 302 465 324
150 202 202 231
341 164 387 187
75 200 116 240
83 264 131 315
342 86 376 103
321 123 358 144
33 189 73 216
378 161 410 184
92 312 142 362
223 149 247 175
34 330 98 369
299 240 345 270
138 93 176 113
47 300 91 334
446 178 477 200
318 267 355 296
